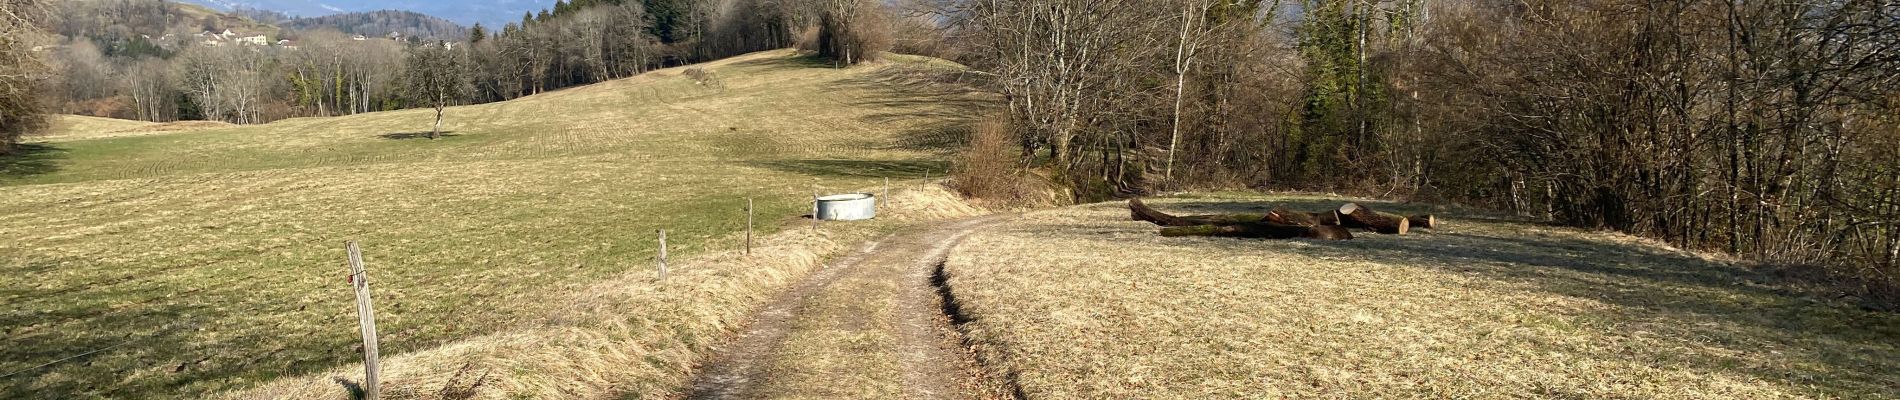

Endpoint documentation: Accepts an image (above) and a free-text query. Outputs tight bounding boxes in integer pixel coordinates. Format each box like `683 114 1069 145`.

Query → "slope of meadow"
0 50 989 398
942 194 1900 399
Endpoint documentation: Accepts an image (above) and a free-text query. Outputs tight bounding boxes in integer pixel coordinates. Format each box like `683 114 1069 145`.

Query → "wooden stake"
811 190 820 230
744 197 754 256
345 241 381 400
883 177 890 205
657 229 669 281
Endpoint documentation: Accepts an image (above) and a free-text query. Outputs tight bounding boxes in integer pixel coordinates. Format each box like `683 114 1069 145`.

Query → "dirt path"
686 215 1010 399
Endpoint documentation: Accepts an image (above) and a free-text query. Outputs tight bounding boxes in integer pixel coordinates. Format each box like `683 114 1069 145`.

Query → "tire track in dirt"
685 214 1012 399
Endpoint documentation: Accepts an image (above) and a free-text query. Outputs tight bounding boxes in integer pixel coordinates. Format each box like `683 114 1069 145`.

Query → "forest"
933 0 1899 297
4 0 1897 295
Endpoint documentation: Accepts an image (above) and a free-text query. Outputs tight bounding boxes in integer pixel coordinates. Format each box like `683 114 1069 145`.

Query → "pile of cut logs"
1129 199 1437 241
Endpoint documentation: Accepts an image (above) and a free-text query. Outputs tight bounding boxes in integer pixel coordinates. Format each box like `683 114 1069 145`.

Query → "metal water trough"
816 193 878 221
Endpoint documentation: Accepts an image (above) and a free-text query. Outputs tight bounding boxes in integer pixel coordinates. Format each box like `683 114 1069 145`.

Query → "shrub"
951 117 1061 208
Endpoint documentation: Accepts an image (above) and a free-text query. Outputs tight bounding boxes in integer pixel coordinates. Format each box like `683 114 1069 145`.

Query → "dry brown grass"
34 115 239 142
1 50 990 398
943 193 1900 399
223 185 983 399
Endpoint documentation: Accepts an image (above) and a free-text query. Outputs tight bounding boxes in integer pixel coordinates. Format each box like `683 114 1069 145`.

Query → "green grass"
943 193 1900 399
0 50 989 398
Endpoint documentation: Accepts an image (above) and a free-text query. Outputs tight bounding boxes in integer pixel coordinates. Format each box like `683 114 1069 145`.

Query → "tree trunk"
431 105 444 139
1131 199 1353 228
1129 198 1195 226
1338 203 1409 234
1264 208 1324 227
1129 200 1353 241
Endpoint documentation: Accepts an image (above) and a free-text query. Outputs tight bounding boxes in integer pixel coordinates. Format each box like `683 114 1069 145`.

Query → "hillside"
941 194 1900 398
185 0 557 27
0 50 990 398
34 115 236 142
281 10 468 41
53 0 281 48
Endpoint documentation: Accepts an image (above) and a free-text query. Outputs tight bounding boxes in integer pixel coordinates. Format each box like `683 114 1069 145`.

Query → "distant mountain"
181 0 558 28
282 10 469 42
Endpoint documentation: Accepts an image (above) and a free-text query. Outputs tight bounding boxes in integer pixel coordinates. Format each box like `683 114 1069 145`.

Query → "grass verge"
942 193 1900 398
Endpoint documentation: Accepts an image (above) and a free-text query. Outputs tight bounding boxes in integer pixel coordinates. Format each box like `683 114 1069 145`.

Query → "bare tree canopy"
0 0 47 154
403 42 472 139
933 0 1900 292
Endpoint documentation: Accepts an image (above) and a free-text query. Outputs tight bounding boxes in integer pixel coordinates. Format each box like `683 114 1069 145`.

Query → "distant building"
236 35 269 46
351 34 367 41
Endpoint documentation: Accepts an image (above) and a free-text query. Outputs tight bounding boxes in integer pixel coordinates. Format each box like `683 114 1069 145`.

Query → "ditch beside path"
685 215 1013 399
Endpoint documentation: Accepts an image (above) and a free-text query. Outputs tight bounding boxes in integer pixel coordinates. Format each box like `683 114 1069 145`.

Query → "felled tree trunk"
1338 203 1409 235
1130 198 1194 226
1408 214 1438 230
1266 208 1347 226
1131 199 1353 240
1131 199 1268 226
1160 223 1354 240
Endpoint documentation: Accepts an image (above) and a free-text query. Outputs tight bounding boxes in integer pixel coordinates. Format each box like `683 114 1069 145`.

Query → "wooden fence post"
657 230 669 281
745 197 754 256
345 241 381 400
883 177 890 206
811 190 820 230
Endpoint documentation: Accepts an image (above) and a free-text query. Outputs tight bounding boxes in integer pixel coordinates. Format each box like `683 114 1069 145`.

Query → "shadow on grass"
378 131 461 140
1133 197 1900 397
724 54 840 72
751 159 949 180
0 143 66 179
831 63 999 154
333 377 365 399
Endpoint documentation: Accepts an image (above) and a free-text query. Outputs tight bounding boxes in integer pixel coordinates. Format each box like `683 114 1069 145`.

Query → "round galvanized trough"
816 193 878 221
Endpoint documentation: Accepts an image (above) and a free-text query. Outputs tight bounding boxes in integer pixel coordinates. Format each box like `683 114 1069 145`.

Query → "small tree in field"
403 42 472 139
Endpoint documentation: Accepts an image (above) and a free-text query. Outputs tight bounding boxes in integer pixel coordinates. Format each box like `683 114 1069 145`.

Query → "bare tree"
0 0 48 153
404 42 472 139
123 57 174 122
814 0 893 65
1162 0 1215 182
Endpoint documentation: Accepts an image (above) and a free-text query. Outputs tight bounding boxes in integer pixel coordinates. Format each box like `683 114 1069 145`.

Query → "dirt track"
686 215 1011 399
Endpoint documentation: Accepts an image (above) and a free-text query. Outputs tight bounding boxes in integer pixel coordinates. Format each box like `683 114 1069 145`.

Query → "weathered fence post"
883 177 890 206
745 197 754 256
657 230 669 281
345 241 381 400
811 189 820 230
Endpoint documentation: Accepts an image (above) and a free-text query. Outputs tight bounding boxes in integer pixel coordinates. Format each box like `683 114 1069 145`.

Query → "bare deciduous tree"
0 0 47 153
404 42 472 139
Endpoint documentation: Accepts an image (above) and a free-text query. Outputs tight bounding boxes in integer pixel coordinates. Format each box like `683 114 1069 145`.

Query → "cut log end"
1337 202 1409 235
1408 214 1438 230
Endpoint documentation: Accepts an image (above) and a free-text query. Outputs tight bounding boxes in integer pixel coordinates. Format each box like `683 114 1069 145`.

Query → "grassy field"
0 50 990 398
942 193 1900 399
